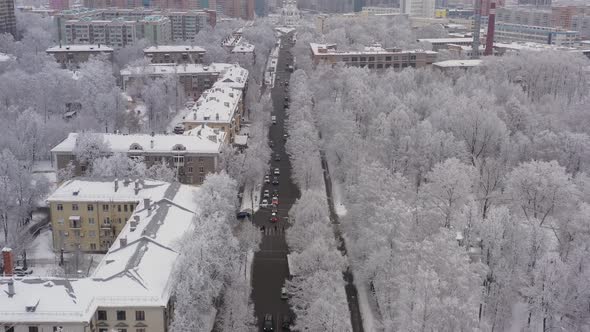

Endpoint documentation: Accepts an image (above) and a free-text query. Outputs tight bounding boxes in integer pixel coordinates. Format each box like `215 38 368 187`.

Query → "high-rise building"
0 0 16 38
402 0 435 18
222 0 254 20
50 0 70 11
478 0 504 16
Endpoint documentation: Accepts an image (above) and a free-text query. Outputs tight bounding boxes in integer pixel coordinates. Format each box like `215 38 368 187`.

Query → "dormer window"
130 143 143 150
172 144 186 151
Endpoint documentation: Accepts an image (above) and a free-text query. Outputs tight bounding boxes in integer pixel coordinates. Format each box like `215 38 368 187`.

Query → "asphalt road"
251 33 298 332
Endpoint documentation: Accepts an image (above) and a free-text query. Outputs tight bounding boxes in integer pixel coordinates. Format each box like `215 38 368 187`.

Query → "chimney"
119 237 127 247
7 279 15 296
2 248 13 276
143 198 151 212
114 178 119 192
134 180 140 195
484 1 496 56
134 215 140 223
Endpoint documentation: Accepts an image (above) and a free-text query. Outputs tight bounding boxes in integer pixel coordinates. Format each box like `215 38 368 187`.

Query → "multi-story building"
50 127 226 186
551 5 589 30
182 85 244 143
571 14 590 39
0 0 16 38
280 0 300 26
144 45 206 63
0 180 200 332
360 6 400 15
491 22 579 46
310 43 438 70
401 0 435 18
46 44 114 68
64 18 138 48
47 178 158 252
222 0 254 20
496 6 553 27
56 7 216 46
50 0 70 11
121 62 247 99
417 37 474 51
518 0 551 6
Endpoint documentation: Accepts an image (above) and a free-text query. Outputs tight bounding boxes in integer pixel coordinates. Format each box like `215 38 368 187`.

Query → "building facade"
144 45 206 63
0 0 16 38
492 22 578 46
51 129 225 186
417 37 474 51
310 43 438 70
64 18 138 48
137 15 172 45
402 0 435 18
46 44 114 68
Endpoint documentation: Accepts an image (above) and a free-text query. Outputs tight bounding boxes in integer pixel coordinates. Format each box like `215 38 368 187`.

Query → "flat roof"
47 178 169 203
417 37 473 44
433 59 483 68
310 42 437 56
46 44 114 52
144 45 206 53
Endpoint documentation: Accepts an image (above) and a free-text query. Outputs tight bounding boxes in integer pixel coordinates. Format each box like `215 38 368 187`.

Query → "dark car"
275 154 281 161
263 313 274 331
272 177 279 185
282 315 293 330
236 211 251 219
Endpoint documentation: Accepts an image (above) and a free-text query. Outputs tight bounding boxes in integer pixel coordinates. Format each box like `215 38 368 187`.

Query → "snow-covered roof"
51 129 224 155
310 43 437 56
144 45 206 53
433 59 483 68
184 86 242 124
0 53 15 62
46 178 169 203
417 37 473 44
232 43 255 54
0 181 199 323
46 44 114 53
493 42 577 52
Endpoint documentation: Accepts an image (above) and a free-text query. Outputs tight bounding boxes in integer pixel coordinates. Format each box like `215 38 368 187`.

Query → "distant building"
46 44 114 68
417 37 474 51
401 0 435 18
361 6 400 15
64 18 139 48
137 15 172 45
280 0 300 26
432 59 482 71
222 0 255 20
0 0 16 38
310 43 438 70
571 14 590 39
50 0 70 11
491 22 579 47
51 127 226 186
144 45 206 64
518 0 550 6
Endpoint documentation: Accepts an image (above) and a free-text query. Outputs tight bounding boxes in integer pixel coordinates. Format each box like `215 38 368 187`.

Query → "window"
89 231 96 237
97 310 107 320
118 205 121 212
103 204 109 211
117 329 127 332
135 310 145 321
117 310 126 320
53 327 64 332
136 329 146 332
188 166 193 173
72 204 78 211
57 204 63 211
58 218 64 225
87 204 94 211
360 57 366 61
28 327 39 332
199 166 204 173
351 57 358 61
88 217 95 224
124 205 128 212
90 243 97 250
368 56 375 61
5 327 14 332
98 329 108 332
385 56 392 61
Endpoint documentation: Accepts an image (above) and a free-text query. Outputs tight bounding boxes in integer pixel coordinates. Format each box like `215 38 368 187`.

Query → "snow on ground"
332 178 348 217
167 106 191 132
508 302 529 332
28 228 54 260
240 181 262 214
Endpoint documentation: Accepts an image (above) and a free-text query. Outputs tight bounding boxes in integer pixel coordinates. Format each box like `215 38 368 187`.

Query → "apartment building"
182 85 244 143
401 0 435 18
46 44 114 68
144 45 206 63
492 22 579 47
572 15 590 39
222 0 255 20
310 43 438 70
0 0 16 38
0 180 200 332
496 6 553 27
50 127 226 186
46 179 158 252
121 62 247 99
168 10 212 40
137 15 171 45
64 18 138 48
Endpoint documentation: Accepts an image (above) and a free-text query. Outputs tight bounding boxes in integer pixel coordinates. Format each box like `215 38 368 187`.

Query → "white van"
272 116 277 124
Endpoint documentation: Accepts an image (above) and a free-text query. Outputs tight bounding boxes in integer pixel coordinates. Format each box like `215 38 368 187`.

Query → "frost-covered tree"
73 133 111 173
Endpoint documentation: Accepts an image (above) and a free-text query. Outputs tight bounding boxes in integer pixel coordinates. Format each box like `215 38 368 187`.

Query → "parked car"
173 124 185 134
274 154 281 161
263 189 270 198
281 287 288 300
265 175 270 184
270 140 274 147
263 313 274 331
270 213 279 223
283 134 288 141
274 168 280 175
272 177 279 185
282 315 293 330
260 199 269 207
14 266 33 277
272 116 277 124
236 211 251 219
272 190 279 198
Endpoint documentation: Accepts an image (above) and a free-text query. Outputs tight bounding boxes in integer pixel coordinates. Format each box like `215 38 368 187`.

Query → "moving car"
274 168 280 175
274 154 281 161
263 314 274 331
173 124 185 134
236 210 251 219
270 212 279 223
283 134 288 141
272 190 279 198
272 116 277 124
272 197 279 206
272 177 279 185
263 189 270 198
281 287 288 300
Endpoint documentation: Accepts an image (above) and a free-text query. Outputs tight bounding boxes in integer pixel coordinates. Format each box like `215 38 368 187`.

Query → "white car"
260 199 269 207
265 175 270 184
263 190 270 198
274 168 280 175
281 287 288 300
